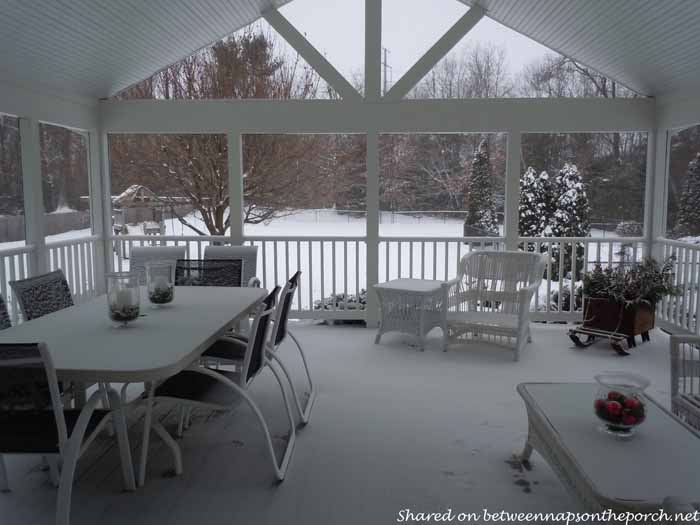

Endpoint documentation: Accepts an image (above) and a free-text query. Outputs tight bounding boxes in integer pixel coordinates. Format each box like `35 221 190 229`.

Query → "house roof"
0 0 290 100
460 0 700 97
2 1 699 100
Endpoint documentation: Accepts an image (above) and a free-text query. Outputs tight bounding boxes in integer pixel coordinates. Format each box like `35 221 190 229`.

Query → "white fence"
106 234 649 323
2 233 698 330
47 234 100 303
658 239 700 334
0 244 33 324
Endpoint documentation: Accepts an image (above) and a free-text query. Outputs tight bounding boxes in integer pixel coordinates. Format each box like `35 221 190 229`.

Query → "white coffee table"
517 383 700 513
373 278 445 351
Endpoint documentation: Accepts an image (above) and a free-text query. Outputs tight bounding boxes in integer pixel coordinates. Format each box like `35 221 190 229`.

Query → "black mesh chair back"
0 343 66 453
175 259 243 287
10 270 73 321
274 271 301 346
245 287 279 384
0 295 12 330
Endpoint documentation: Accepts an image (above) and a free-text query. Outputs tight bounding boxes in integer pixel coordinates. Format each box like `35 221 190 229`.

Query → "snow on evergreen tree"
673 153 700 238
463 139 498 236
518 166 554 237
551 162 590 237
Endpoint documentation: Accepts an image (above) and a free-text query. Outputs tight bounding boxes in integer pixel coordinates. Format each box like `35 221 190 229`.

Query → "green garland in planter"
583 256 681 308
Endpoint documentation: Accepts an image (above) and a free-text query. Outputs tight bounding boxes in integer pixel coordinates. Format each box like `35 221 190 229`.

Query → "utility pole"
381 47 392 96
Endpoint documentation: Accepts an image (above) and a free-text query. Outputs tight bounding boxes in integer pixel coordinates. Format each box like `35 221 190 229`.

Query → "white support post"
384 6 485 101
227 131 244 245
366 129 380 326
263 9 361 101
650 128 670 259
88 131 107 293
99 132 114 277
504 131 521 250
19 117 47 275
365 0 382 102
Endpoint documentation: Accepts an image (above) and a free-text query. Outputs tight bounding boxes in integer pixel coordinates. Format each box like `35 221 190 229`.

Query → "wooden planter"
569 298 655 355
582 298 655 337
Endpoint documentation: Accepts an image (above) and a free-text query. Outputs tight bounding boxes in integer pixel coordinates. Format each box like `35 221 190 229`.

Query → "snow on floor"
0 323 675 525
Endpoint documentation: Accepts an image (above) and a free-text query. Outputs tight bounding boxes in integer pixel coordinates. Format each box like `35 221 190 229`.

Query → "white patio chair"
670 335 700 429
139 286 297 482
204 271 316 424
129 246 187 284
441 250 547 361
0 342 134 525
204 245 260 287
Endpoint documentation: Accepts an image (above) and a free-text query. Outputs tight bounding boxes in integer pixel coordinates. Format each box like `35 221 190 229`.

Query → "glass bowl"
594 372 650 438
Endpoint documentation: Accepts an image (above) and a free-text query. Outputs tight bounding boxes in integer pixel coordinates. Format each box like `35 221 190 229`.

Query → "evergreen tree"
463 139 498 236
518 167 554 237
551 162 590 237
673 153 700 238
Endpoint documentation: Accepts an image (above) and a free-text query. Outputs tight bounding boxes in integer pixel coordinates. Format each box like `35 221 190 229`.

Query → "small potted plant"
579 256 680 348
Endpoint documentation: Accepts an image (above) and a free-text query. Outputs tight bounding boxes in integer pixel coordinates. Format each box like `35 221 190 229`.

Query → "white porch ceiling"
461 0 700 97
1 1 700 101
0 0 290 100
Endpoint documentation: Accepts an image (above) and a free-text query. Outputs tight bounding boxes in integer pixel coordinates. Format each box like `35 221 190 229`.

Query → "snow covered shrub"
519 167 554 238
463 140 498 236
672 153 700 239
615 221 643 237
314 290 367 312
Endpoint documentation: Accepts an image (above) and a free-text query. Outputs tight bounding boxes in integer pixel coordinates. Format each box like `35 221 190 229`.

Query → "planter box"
582 298 655 337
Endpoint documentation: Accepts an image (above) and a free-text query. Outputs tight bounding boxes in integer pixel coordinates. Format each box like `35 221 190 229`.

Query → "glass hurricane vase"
146 261 175 306
107 272 140 326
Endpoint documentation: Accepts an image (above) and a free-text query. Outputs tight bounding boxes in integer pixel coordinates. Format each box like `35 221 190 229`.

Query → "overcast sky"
281 0 553 85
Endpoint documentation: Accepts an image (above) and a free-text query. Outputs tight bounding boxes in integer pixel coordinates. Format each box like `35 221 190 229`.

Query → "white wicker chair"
670 335 700 429
442 251 547 361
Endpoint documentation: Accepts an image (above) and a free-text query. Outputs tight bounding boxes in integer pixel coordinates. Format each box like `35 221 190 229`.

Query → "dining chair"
204 245 260 287
139 286 297 482
174 258 243 287
129 246 187 284
0 342 134 525
9 270 73 322
0 295 12 330
204 271 316 424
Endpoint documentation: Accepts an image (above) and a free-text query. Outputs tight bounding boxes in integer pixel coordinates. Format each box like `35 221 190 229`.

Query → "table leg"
417 306 426 351
138 383 155 487
520 441 533 463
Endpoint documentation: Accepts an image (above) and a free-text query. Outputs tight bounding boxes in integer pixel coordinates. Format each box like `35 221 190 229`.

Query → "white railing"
47 234 101 303
658 238 700 334
109 234 651 322
521 236 646 321
0 244 33 324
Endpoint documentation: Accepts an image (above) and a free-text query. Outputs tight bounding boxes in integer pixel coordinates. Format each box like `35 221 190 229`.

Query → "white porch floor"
0 323 674 525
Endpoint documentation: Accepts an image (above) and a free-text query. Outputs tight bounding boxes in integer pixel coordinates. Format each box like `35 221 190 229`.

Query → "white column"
649 128 670 259
364 0 382 101
19 117 47 275
227 131 244 245
366 129 380 326
504 131 521 250
88 131 108 292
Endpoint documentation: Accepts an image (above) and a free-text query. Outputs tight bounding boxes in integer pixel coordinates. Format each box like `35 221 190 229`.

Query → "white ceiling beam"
384 5 485 101
263 8 361 101
364 0 382 101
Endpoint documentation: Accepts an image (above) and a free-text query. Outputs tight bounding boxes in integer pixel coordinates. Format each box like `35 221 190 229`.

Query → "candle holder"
146 261 175 306
106 272 140 326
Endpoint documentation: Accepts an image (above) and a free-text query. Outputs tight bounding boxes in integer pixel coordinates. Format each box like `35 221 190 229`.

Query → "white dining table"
0 285 267 486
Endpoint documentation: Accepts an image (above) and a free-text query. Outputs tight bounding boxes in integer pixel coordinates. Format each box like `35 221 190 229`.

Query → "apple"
622 414 637 426
607 401 622 416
